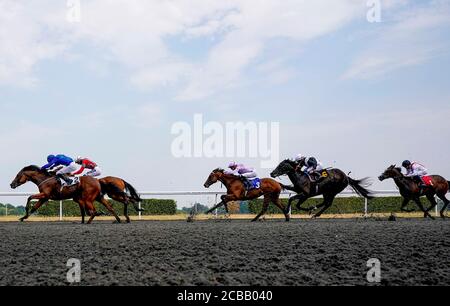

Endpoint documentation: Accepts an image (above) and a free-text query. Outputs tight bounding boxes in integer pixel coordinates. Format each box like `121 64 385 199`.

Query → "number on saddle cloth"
243 178 261 191
58 176 80 188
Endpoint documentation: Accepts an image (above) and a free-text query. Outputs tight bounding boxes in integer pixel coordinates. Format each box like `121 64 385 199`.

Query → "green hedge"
248 197 418 214
0 203 25 216
35 199 177 217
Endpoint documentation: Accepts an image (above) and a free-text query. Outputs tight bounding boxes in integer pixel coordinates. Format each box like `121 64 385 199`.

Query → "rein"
37 176 56 188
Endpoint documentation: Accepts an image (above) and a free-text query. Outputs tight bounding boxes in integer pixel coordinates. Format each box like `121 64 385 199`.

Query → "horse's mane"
213 168 224 173
283 159 297 165
388 165 403 173
22 165 50 175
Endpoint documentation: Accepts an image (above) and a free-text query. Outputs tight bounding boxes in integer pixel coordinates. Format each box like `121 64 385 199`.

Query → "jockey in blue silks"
42 154 82 185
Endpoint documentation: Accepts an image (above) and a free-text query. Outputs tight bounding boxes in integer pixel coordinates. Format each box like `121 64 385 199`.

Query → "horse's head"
10 165 46 189
203 168 224 188
378 165 403 181
270 159 296 178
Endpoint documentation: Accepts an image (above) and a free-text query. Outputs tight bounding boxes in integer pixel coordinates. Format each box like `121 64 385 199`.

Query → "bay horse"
378 165 449 219
270 159 374 218
99 176 144 223
203 168 290 222
10 165 121 224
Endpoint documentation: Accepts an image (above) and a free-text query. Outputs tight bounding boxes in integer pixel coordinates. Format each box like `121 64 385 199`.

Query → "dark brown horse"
270 159 374 218
203 168 289 222
99 176 144 223
378 165 449 219
10 165 121 223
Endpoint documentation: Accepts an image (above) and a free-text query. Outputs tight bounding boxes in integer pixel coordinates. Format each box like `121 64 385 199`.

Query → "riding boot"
308 172 318 183
57 174 73 185
243 178 251 190
414 176 426 189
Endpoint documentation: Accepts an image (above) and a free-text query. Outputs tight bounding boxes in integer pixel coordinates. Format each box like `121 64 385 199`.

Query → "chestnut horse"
203 168 290 222
99 176 144 223
378 165 449 219
10 165 121 223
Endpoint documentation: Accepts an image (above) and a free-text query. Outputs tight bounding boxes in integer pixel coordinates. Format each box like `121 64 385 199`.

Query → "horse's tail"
280 183 296 192
348 177 375 199
123 180 143 204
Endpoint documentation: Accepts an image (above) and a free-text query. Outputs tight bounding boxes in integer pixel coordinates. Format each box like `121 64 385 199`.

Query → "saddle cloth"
246 178 261 190
422 176 433 186
58 176 80 188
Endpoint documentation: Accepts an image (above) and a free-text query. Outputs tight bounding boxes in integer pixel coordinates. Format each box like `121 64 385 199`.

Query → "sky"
1 0 450 207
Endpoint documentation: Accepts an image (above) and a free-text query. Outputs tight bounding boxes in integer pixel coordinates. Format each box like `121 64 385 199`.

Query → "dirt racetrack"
0 218 449 286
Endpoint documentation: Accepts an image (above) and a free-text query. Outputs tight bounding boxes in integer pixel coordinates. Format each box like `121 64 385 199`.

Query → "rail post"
364 198 368 217
435 198 439 217
214 193 218 217
59 200 63 221
138 201 142 220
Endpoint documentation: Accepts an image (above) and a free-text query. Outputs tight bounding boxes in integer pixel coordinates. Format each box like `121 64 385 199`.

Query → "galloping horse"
378 165 449 219
203 168 290 222
99 176 144 223
270 159 374 218
10 165 121 223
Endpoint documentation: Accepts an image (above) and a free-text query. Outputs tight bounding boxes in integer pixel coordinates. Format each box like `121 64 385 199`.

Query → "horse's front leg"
205 200 224 214
413 197 435 220
400 198 414 212
20 193 48 222
205 194 235 214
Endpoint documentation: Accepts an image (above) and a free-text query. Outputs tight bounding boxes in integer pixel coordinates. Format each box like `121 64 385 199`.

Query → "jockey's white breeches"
84 166 102 177
56 162 82 175
241 172 257 180
306 163 324 173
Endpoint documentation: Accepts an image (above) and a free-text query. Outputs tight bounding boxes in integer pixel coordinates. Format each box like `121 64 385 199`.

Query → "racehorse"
10 165 121 224
378 165 449 219
270 159 374 218
99 176 144 223
203 168 290 222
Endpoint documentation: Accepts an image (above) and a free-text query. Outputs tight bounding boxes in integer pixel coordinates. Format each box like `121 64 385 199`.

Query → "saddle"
58 176 80 188
308 170 330 183
306 170 331 195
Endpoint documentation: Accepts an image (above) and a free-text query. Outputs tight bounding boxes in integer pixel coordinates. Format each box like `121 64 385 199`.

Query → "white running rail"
0 189 443 220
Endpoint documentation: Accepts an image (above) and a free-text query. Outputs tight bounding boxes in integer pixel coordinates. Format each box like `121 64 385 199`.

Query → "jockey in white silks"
402 160 428 188
294 154 324 174
224 162 257 188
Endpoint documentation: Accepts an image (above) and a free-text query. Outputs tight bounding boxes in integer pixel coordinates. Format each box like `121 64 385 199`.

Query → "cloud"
0 1 68 87
1 0 449 101
342 1 450 80
0 0 366 96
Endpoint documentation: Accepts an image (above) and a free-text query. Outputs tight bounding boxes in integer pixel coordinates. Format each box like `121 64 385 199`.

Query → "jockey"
75 156 102 177
224 161 257 189
305 157 324 174
293 154 323 181
293 154 306 166
41 154 81 185
402 160 428 187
